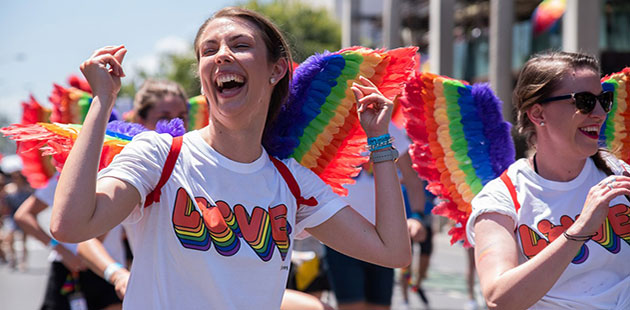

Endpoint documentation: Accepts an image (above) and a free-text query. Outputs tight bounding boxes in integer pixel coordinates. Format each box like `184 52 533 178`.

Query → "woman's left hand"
352 76 393 137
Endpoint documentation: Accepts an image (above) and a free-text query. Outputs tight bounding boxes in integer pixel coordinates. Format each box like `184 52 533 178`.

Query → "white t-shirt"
467 157 630 309
343 123 410 224
35 173 126 265
98 130 347 310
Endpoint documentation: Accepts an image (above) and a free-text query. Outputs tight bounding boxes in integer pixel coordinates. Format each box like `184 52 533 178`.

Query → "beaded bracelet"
367 133 393 152
563 231 596 242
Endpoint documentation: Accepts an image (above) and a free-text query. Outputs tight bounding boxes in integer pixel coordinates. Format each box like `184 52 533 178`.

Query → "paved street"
0 216 484 310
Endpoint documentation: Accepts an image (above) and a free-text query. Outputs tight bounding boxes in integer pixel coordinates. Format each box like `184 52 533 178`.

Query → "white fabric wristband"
103 262 123 284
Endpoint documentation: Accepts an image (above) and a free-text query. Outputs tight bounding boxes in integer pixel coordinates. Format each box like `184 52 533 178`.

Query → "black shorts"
325 247 394 305
286 259 331 293
41 262 121 310
418 224 433 256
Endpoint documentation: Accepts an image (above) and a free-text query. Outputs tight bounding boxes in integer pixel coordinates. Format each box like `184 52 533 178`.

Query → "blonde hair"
133 79 188 121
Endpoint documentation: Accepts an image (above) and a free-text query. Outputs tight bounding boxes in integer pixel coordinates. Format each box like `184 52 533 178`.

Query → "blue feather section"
599 82 616 147
264 52 345 158
472 83 515 180
456 85 496 185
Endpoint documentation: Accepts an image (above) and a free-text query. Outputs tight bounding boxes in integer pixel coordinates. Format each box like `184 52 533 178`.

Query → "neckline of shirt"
516 157 596 191
187 130 268 174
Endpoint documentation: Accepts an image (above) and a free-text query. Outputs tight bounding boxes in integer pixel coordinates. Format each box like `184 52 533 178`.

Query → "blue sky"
0 0 243 123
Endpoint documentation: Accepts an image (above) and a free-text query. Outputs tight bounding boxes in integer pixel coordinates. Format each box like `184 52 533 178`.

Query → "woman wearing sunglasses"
466 51 630 309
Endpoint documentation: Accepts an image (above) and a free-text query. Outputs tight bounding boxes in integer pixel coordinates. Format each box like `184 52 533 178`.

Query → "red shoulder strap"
499 169 521 213
144 136 183 208
268 156 318 209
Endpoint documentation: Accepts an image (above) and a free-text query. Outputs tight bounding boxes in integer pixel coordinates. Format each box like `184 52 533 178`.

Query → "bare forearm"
51 96 113 241
480 234 585 309
14 196 53 245
77 237 118 277
397 152 426 213
373 159 411 267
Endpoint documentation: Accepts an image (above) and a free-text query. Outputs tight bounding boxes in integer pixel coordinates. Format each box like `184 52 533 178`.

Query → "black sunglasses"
540 91 614 114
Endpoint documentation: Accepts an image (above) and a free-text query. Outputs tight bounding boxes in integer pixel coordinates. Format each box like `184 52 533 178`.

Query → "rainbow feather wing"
1 119 185 172
49 84 93 124
188 95 209 130
401 72 514 245
265 46 418 195
600 68 630 162
17 96 55 188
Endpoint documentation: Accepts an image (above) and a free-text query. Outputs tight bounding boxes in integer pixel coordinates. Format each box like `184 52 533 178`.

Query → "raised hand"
79 45 127 100
110 268 130 299
352 76 393 137
571 175 630 236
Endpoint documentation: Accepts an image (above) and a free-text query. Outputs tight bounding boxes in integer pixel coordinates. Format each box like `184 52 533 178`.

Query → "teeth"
580 126 600 134
216 74 244 88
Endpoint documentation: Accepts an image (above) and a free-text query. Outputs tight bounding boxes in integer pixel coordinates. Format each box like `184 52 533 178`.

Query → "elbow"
49 220 85 243
483 289 527 310
383 248 412 268
397 249 413 268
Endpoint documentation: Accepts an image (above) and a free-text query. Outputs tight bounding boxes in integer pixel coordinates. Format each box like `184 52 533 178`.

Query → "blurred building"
307 0 630 157
314 0 630 78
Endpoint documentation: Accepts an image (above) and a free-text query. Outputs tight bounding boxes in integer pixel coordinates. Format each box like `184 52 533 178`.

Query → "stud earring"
540 121 545 126
270 77 276 84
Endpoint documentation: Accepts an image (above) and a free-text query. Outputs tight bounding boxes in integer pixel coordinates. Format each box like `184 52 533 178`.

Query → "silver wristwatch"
370 147 399 163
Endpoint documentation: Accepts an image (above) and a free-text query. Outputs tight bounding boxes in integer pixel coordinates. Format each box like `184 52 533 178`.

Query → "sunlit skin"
137 95 189 130
196 17 286 163
528 68 607 181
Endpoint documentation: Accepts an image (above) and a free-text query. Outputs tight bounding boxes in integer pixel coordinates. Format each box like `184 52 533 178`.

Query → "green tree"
244 0 342 62
119 0 341 100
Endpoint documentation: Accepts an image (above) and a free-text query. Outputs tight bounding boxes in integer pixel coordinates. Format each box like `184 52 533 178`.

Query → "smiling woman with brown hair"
48 7 411 309
467 51 630 310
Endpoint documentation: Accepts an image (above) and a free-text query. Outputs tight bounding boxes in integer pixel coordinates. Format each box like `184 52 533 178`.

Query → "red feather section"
2 123 132 173
49 84 90 124
67 75 92 94
2 124 73 173
317 106 367 195
16 96 55 188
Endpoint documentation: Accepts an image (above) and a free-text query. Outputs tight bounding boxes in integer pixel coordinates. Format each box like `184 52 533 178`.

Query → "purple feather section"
106 121 148 137
263 51 333 157
471 83 515 175
155 118 186 136
105 118 186 140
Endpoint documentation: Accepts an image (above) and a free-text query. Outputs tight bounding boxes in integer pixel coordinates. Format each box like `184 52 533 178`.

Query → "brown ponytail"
591 149 614 176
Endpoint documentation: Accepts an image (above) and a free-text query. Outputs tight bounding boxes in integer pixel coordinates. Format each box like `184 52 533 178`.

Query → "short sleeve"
284 159 348 239
466 177 519 246
97 131 172 214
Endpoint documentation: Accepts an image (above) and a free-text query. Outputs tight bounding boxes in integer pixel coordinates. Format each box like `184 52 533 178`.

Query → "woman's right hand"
572 175 630 236
79 45 127 101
